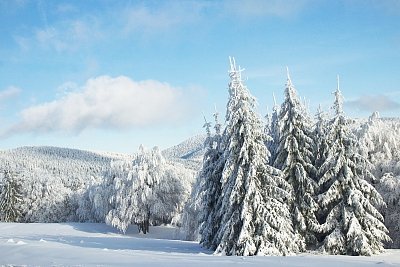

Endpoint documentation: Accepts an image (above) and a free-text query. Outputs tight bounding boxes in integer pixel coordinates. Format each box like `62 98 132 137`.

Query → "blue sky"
0 0 399 153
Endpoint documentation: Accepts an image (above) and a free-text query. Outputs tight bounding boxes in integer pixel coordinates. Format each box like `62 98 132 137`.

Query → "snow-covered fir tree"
265 93 280 165
376 172 400 248
353 112 400 248
181 111 224 241
273 69 319 249
357 112 380 161
0 169 23 222
314 105 330 171
106 146 186 233
211 57 299 256
197 110 225 248
318 79 390 255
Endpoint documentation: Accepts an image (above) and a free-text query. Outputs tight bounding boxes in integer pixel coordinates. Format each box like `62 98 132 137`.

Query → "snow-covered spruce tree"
312 105 331 236
357 112 380 161
212 57 299 256
197 111 225 247
376 172 400 248
0 169 23 222
318 79 390 255
106 146 185 233
180 113 224 241
314 105 330 171
265 93 280 165
272 69 319 250
355 113 400 248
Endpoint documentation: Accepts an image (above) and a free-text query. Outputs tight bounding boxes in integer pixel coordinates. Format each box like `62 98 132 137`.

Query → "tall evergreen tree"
313 105 331 236
181 110 225 242
318 78 391 255
273 69 319 249
0 169 23 222
211 57 299 256
314 105 329 172
198 110 225 248
266 93 280 165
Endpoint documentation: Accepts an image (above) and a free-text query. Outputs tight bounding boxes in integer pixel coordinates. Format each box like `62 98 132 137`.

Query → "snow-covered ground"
1 223 399 267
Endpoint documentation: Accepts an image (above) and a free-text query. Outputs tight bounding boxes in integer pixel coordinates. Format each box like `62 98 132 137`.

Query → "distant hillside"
162 134 206 171
0 136 204 223
0 146 126 222
6 145 129 163
0 146 130 185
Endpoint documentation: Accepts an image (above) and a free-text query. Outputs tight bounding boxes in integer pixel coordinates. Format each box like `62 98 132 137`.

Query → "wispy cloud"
13 0 315 52
223 0 314 18
122 5 182 34
17 1 200 52
0 87 21 102
3 76 199 136
34 17 102 52
55 3 77 14
120 1 209 36
346 94 400 112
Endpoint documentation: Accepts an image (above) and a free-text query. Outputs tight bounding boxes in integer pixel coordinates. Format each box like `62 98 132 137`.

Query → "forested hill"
0 137 200 224
0 132 205 181
162 134 206 171
1 146 130 166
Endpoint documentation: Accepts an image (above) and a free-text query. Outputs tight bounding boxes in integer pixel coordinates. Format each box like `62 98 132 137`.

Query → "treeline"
0 146 195 232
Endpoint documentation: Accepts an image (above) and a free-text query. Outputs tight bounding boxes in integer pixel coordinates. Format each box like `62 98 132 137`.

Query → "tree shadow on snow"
27 234 208 254
67 222 119 234
21 223 210 255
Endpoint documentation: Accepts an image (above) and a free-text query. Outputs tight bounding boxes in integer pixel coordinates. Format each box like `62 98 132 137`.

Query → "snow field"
1 223 400 267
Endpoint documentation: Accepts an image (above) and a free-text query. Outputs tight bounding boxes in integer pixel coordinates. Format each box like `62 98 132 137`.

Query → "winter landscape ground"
1 222 400 267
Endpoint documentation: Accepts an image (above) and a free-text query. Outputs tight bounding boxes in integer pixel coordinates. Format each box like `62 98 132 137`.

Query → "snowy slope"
1 223 400 267
162 134 206 171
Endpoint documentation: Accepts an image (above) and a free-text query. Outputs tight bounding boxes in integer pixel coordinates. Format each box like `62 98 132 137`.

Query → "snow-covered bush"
106 146 190 233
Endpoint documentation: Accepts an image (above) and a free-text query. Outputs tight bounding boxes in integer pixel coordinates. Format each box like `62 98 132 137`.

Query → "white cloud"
346 94 400 112
4 76 198 136
0 87 21 102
